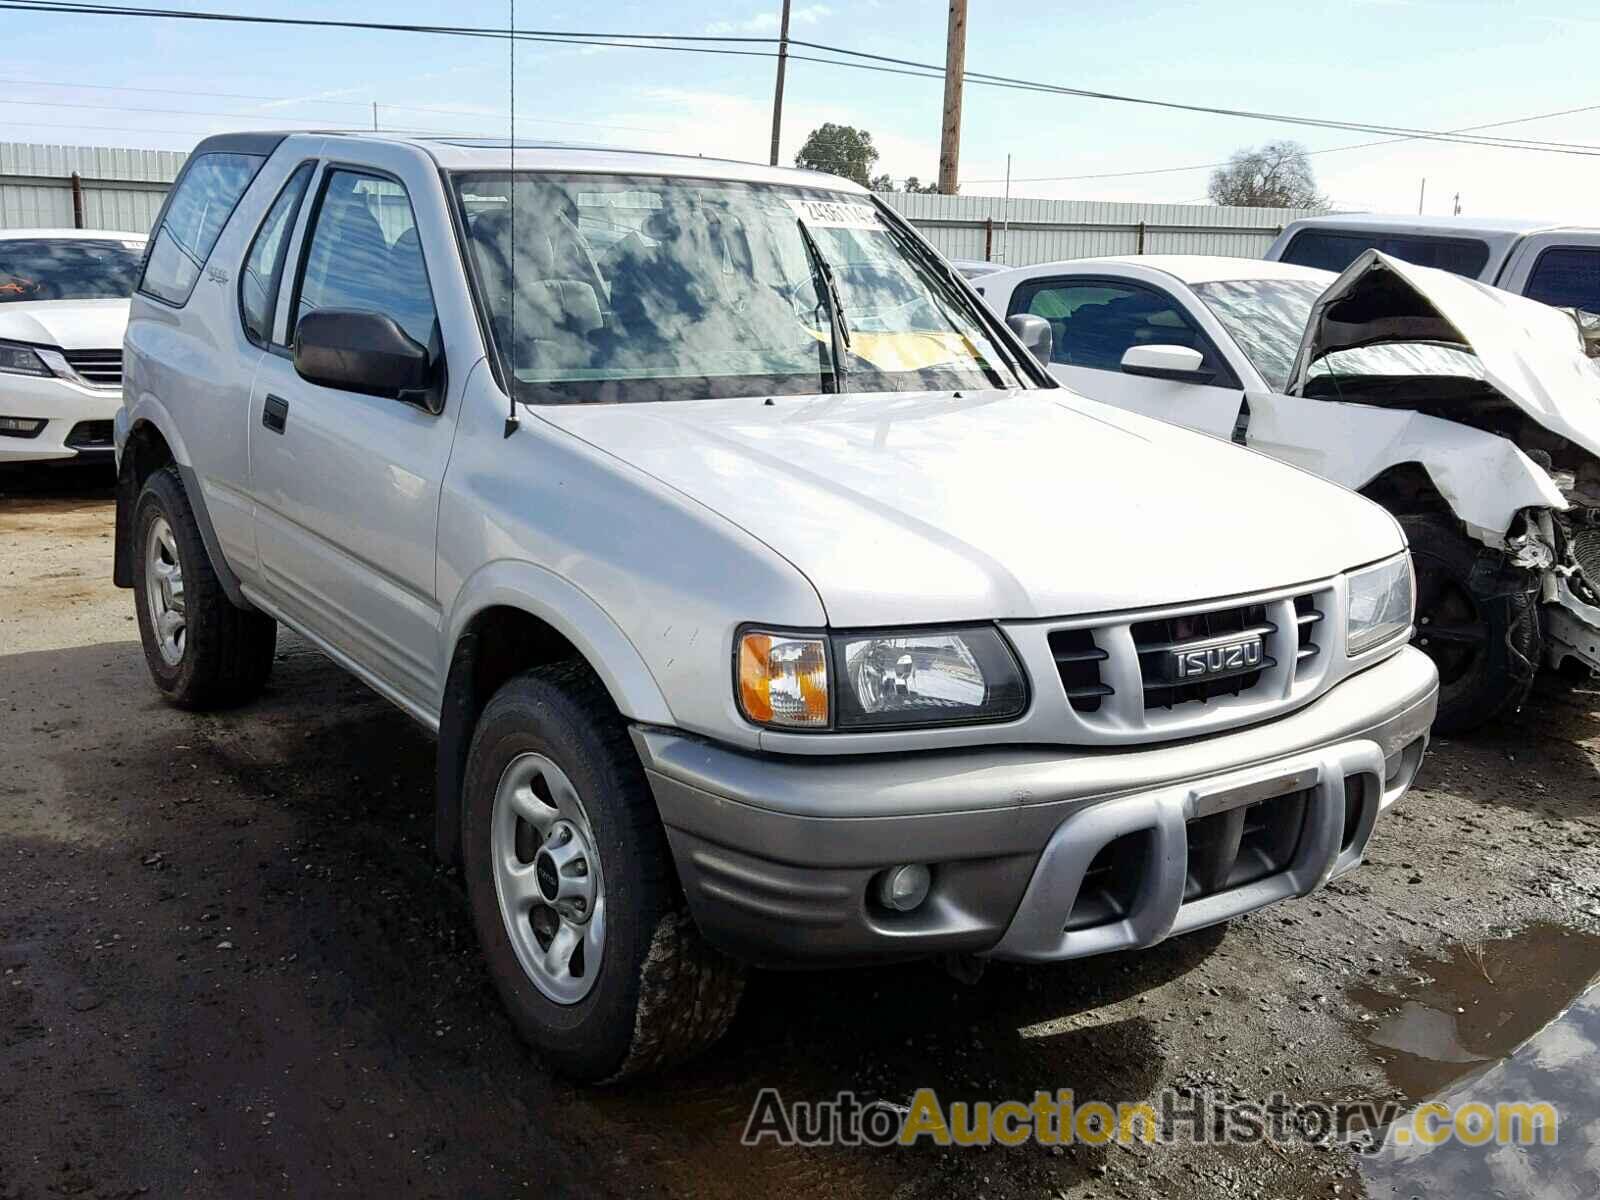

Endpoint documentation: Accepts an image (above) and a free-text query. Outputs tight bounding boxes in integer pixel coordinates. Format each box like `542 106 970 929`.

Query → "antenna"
503 0 520 437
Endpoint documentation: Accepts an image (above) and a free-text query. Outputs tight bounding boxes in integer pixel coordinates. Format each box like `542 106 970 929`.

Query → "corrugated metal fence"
879 192 1321 266
1 142 184 233
2 140 1314 266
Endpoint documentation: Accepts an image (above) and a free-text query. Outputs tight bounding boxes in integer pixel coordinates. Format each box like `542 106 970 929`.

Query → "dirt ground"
4 467 1600 1199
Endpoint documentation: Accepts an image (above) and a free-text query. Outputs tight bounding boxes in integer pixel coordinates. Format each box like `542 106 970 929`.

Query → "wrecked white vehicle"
981 250 1600 731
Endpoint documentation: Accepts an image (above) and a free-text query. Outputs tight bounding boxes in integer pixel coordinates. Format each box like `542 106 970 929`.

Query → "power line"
3 1 1600 160
0 75 667 133
961 101 1600 186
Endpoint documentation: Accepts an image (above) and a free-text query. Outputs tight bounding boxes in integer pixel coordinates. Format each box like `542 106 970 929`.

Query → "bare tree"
1207 141 1328 209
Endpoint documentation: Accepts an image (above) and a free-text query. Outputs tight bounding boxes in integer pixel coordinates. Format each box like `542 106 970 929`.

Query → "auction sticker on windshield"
785 197 882 229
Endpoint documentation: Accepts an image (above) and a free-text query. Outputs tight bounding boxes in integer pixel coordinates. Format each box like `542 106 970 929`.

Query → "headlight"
736 626 1027 730
835 628 1026 728
0 340 52 377
1346 554 1414 655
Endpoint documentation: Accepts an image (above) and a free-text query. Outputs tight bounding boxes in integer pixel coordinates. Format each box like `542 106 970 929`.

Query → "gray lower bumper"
634 647 1438 968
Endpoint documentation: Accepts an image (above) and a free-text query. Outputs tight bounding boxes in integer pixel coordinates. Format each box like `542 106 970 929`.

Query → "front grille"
1049 627 1110 713
65 420 114 449
1132 602 1276 709
1294 594 1325 679
1044 583 1337 738
63 349 122 388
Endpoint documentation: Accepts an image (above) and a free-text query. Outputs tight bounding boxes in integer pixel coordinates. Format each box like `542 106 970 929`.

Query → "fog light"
0 416 45 437
874 863 931 912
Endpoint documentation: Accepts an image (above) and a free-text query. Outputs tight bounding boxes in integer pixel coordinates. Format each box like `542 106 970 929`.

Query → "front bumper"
0 373 120 464
635 646 1438 968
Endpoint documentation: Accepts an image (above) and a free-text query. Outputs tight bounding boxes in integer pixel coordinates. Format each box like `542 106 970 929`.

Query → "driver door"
1007 275 1244 437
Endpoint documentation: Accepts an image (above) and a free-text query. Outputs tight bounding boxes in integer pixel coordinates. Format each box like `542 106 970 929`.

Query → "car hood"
535 389 1401 625
1288 249 1600 460
0 298 131 350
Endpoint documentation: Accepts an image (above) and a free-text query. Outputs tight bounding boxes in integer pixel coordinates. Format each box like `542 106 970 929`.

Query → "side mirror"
1006 313 1053 366
1120 344 1211 383
294 309 431 400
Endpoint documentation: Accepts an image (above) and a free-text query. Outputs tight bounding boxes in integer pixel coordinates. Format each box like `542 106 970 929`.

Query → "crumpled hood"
0 298 131 350
1289 249 1600 460
535 389 1402 625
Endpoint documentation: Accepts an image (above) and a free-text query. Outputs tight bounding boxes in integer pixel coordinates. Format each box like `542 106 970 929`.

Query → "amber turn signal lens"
737 631 829 728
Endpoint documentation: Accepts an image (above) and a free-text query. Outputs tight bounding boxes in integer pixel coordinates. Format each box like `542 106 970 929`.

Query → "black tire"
462 661 745 1083
1400 513 1540 733
132 465 276 708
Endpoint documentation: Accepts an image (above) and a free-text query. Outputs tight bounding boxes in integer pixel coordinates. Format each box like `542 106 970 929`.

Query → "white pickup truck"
113 132 1437 1081
1266 214 1600 314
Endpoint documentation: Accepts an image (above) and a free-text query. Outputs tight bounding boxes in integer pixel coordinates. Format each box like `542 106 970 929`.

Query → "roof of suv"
217 131 868 193
1281 213 1594 237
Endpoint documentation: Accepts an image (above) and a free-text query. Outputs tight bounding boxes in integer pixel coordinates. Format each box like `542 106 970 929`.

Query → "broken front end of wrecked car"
1270 249 1600 728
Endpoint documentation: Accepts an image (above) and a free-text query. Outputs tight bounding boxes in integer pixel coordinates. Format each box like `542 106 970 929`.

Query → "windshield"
451 173 1025 404
0 237 145 303
1191 278 1324 392
1195 275 1489 393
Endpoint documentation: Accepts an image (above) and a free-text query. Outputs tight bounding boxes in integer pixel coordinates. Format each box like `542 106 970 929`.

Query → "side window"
1524 246 1600 313
140 152 265 306
1282 230 1489 278
293 169 437 350
239 163 314 346
1010 279 1223 375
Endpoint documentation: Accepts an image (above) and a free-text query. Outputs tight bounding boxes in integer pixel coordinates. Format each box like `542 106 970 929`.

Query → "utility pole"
1453 192 1461 216
768 0 792 167
938 0 967 194
1417 177 1426 215
372 101 379 132
1000 153 1011 263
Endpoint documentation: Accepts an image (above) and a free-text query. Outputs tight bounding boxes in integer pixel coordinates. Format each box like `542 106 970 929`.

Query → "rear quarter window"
1282 229 1490 279
1523 246 1600 313
140 152 266 306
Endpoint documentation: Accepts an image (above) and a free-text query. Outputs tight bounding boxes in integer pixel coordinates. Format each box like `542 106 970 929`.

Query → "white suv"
0 228 146 465
113 132 1437 1081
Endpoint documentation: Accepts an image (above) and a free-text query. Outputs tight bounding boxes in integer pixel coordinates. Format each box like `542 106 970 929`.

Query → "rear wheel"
132 466 276 709
1400 513 1539 733
462 661 745 1082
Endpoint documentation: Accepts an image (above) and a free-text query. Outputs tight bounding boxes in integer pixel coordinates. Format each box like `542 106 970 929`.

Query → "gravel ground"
4 469 1600 1199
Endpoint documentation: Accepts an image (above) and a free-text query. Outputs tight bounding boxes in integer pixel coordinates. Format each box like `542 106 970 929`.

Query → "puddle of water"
1348 922 1600 1101
1351 924 1600 1199
1360 980 1600 1199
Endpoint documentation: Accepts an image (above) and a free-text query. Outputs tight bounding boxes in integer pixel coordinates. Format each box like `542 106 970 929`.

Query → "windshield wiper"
795 216 851 394
868 199 1022 391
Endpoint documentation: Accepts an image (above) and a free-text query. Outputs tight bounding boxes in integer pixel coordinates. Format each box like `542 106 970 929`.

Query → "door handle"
262 394 289 434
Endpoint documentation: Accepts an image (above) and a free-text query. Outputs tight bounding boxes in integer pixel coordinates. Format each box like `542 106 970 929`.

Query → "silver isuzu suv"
113 132 1438 1082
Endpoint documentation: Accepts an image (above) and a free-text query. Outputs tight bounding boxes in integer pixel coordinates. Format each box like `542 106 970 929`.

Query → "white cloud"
705 5 831 36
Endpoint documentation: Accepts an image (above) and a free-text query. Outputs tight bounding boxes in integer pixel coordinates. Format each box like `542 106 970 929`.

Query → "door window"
293 170 437 350
140 151 266 306
1009 278 1229 379
239 163 314 346
1524 246 1600 313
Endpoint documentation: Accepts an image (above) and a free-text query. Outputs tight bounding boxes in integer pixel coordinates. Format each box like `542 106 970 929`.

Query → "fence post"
1136 220 1145 254
984 216 993 262
70 172 85 229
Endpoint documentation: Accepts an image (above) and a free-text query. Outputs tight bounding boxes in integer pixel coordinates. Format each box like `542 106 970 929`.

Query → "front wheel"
1399 513 1540 733
462 661 745 1082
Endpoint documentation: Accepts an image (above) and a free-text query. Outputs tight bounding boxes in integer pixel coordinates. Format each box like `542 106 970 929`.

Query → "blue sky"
2 0 1597 220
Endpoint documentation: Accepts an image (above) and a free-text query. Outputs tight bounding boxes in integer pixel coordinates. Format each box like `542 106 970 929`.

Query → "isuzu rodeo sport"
113 132 1438 1081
